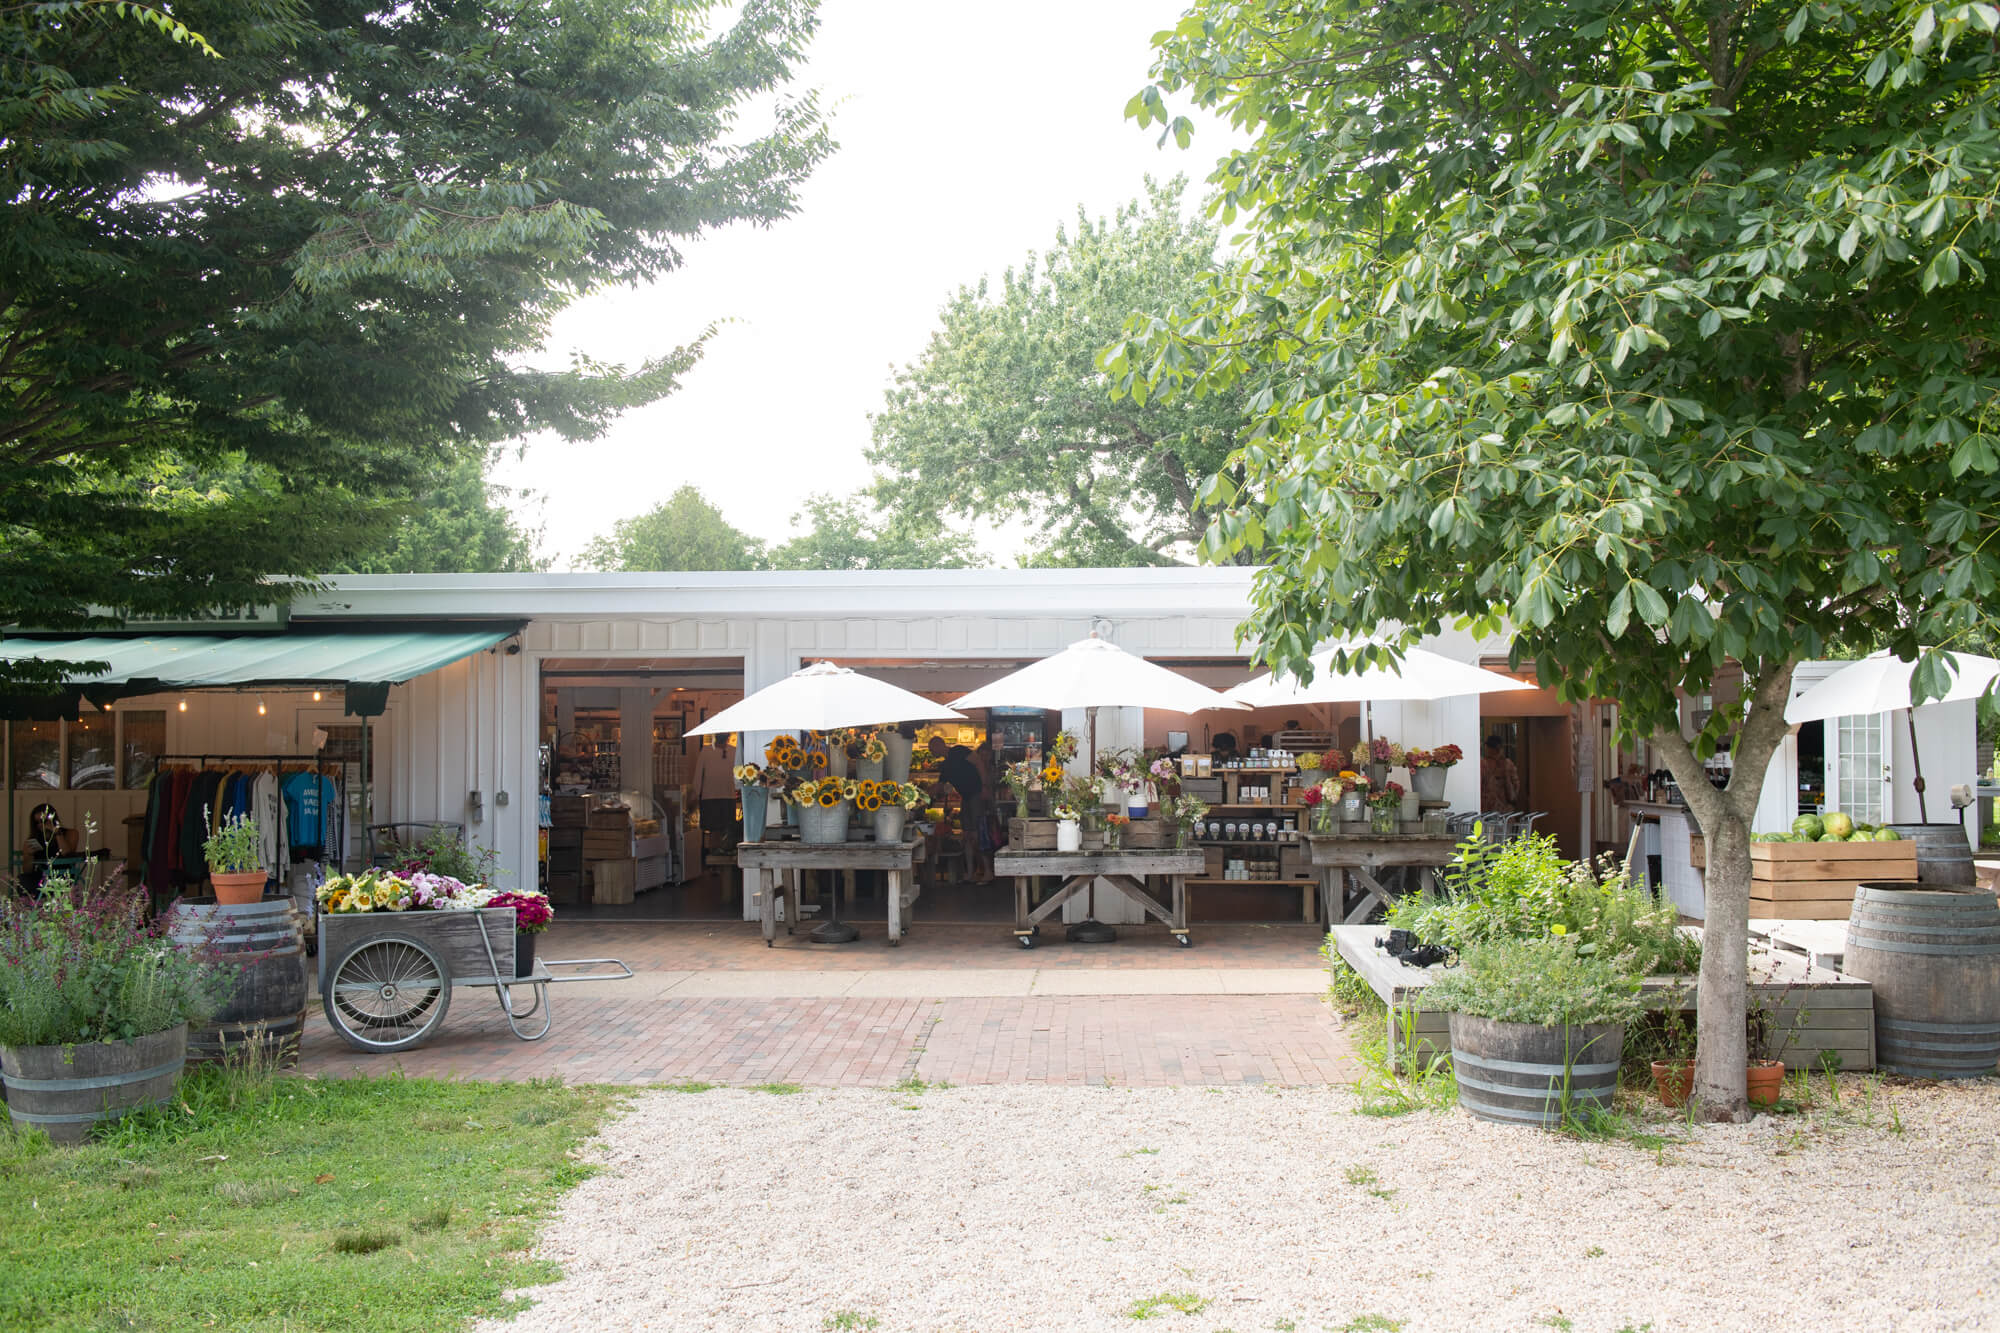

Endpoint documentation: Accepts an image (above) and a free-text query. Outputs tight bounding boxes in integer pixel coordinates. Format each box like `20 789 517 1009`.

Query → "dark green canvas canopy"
0 629 514 711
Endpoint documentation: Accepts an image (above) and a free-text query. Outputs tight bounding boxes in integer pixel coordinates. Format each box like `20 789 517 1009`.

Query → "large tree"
1123 0 2000 1117
766 492 982 571
334 452 545 574
870 177 1250 566
578 484 766 571
1 0 827 671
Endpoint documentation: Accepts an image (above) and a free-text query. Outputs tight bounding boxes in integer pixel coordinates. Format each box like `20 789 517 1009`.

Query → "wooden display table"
738 839 925 946
993 849 1205 949
1302 832 1460 925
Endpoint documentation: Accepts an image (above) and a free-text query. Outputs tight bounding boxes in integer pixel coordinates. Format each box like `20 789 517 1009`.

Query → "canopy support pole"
1907 707 1929 824
1068 704 1115 944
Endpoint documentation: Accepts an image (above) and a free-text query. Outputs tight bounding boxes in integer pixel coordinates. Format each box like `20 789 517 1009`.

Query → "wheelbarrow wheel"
324 935 451 1052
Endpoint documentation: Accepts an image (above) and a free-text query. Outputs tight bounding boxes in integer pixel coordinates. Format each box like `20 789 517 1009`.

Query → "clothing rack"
153 752 329 773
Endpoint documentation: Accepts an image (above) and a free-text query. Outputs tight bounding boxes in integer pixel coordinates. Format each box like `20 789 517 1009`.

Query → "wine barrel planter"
170 898 308 1068
1447 1013 1624 1128
1 1024 187 1144
1884 824 1976 887
1845 882 2000 1078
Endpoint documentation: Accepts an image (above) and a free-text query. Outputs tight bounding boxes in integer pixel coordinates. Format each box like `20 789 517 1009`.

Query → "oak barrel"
1884 823 1977 886
170 898 308 1067
1447 1013 1624 1128
1 1024 187 1143
1845 882 2000 1078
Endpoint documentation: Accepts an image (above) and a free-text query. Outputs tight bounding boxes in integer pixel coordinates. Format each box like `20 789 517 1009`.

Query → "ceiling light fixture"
257 696 267 716
178 700 188 712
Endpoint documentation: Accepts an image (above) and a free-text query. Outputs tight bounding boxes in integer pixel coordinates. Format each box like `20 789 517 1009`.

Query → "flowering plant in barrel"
0 874 227 1140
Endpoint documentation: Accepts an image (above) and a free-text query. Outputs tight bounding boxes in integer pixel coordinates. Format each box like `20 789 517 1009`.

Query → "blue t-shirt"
281 772 331 848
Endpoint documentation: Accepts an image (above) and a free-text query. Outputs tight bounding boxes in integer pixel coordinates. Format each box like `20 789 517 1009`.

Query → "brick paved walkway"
299 921 1358 1088
300 994 1356 1087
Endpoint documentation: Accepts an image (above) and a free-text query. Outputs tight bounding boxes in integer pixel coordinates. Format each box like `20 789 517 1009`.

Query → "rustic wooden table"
737 839 925 946
992 849 1206 948
1302 832 1460 924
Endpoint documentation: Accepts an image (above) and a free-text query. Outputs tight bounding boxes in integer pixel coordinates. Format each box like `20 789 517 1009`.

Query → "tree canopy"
870 178 1250 566
766 492 982 571
1123 0 2000 1117
333 452 545 575
579 485 766 571
2 0 827 664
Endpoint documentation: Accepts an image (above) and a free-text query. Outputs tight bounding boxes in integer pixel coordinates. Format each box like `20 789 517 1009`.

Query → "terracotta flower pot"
209 869 267 905
1651 1059 1694 1107
1746 1059 1787 1107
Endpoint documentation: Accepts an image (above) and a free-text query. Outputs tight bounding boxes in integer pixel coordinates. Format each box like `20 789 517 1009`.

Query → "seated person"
20 803 79 892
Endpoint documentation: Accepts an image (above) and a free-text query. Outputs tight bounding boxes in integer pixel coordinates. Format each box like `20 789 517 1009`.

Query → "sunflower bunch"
1040 758 1066 786
860 731 888 763
732 763 765 787
317 869 414 914
790 776 856 809
764 734 806 770
855 779 886 814
889 781 930 810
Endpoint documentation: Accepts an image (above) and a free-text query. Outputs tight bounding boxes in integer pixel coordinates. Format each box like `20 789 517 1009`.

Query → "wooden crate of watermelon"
1691 831 1919 920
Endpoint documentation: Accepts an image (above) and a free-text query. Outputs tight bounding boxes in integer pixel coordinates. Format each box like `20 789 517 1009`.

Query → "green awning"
0 629 515 695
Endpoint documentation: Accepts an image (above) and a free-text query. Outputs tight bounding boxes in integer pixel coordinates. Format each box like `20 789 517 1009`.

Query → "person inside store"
935 744 992 885
692 734 741 855
19 803 79 893
1481 735 1522 812
1211 732 1240 765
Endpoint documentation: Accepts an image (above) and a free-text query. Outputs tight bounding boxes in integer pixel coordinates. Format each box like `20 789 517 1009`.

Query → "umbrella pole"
1068 704 1115 944
1907 707 1929 824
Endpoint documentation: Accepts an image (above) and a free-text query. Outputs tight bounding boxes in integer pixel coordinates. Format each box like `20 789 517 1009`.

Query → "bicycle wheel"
324 935 451 1052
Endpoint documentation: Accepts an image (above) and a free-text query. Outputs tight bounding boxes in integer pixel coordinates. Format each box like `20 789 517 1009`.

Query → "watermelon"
1792 814 1825 839
1875 827 1902 841
1822 812 1855 839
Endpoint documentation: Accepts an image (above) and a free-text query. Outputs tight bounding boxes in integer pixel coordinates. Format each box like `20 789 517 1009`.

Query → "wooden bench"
1327 925 1876 1072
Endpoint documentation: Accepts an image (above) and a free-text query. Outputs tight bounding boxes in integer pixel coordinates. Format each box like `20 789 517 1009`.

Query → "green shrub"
1387 833 1699 975
0 877 226 1047
1422 935 1646 1028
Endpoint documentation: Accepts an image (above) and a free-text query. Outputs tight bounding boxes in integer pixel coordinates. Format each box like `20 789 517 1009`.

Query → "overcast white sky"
492 0 1227 569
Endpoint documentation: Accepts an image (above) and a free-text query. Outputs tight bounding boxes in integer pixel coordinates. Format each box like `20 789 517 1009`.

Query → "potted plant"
734 763 775 842
0 873 225 1142
1365 738 1401 785
1745 992 1795 1107
1337 771 1369 825
1367 781 1405 835
856 729 889 782
202 809 266 905
1647 989 1698 1107
1425 933 1646 1129
485 889 554 977
1406 743 1462 803
791 777 855 845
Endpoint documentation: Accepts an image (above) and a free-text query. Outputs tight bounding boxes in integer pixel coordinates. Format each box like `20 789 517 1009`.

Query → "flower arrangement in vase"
1102 811 1131 851
1404 743 1462 802
1366 781 1406 834
1300 783 1331 832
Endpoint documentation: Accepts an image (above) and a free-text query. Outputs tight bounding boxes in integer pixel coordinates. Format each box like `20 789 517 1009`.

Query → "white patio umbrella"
687 661 964 737
1226 642 1537 707
1784 648 2000 822
952 634 1247 720
951 634 1243 942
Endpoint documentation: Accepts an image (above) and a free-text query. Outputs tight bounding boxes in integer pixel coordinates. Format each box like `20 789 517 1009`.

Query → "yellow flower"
1550 924 1568 936
809 751 827 770
1042 763 1064 784
818 790 839 808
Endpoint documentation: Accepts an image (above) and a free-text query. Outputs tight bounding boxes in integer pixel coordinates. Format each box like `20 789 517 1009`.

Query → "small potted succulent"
202 810 266 905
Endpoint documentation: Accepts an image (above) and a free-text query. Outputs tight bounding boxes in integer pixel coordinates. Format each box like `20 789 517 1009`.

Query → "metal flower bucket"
800 800 853 845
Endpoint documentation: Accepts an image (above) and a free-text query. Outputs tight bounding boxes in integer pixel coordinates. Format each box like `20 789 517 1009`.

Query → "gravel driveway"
484 1080 2000 1333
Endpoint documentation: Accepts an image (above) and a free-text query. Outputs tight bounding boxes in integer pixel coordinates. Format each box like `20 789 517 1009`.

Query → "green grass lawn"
0 1066 619 1332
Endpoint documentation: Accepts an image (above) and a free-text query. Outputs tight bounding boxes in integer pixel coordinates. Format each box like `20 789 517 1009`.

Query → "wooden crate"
550 795 588 827
1749 840 1917 920
546 871 581 904
586 806 633 830
582 830 632 859
588 857 636 905
1007 818 1059 851
1123 818 1171 849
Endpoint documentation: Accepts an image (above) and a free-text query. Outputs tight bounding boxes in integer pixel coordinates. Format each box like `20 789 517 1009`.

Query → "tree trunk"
1649 660 1797 1123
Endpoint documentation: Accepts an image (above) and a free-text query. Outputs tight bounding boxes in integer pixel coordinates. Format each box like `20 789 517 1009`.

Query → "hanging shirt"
281 770 326 850
253 770 283 869
692 744 736 801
